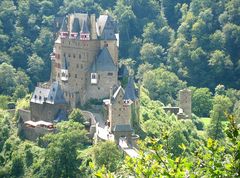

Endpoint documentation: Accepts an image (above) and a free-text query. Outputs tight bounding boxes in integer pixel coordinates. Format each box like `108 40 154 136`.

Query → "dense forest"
0 0 240 177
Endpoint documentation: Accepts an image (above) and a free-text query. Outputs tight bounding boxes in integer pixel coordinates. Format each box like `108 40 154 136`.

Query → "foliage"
191 87 213 117
207 95 232 140
36 121 89 178
68 108 85 124
91 141 122 172
143 68 186 104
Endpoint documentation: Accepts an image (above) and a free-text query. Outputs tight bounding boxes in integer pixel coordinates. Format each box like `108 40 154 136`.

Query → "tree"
0 63 17 95
92 141 122 172
192 87 213 117
140 43 165 67
143 68 186 104
68 108 85 124
207 95 232 140
27 53 44 83
37 121 89 178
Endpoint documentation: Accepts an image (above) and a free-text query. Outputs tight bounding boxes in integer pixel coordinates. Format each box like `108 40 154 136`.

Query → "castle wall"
100 40 118 65
57 39 100 106
30 102 66 122
86 71 118 101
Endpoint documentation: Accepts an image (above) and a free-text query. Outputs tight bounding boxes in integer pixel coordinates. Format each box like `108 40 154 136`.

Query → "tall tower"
179 89 192 119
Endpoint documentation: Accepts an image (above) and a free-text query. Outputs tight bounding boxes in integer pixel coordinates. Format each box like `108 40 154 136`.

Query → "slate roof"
91 47 117 72
60 17 68 32
81 20 89 33
113 124 132 132
112 86 124 100
31 82 66 105
97 15 117 40
47 82 66 104
72 18 80 33
124 77 138 101
118 64 129 78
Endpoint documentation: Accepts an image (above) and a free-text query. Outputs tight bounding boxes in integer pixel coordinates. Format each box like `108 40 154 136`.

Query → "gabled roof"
124 77 138 101
97 15 117 40
46 82 66 104
81 20 89 34
91 47 117 72
113 86 125 100
60 17 68 32
31 82 66 105
72 18 80 33
31 87 50 104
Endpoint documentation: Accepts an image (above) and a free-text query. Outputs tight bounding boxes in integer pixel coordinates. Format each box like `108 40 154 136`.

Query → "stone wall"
30 102 66 122
86 71 118 101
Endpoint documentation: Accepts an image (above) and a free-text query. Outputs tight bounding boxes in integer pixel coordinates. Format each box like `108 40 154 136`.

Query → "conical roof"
123 77 138 101
72 18 80 33
81 20 89 33
60 17 68 32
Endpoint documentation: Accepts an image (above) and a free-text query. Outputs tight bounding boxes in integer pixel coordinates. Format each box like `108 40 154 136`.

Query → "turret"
60 17 68 39
70 18 80 39
80 20 90 40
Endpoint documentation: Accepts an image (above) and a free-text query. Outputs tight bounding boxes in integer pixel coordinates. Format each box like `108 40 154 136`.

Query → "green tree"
143 68 186 104
207 95 232 140
92 141 122 172
68 108 85 124
37 121 89 178
27 53 44 83
0 63 17 95
192 87 213 117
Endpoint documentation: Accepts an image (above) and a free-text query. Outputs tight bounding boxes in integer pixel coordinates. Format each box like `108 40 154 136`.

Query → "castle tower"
179 89 192 119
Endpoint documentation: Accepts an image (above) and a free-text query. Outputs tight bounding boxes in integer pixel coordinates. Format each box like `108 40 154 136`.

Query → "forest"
0 0 240 177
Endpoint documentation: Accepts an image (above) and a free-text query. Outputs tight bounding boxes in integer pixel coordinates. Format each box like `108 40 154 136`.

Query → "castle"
23 13 139 145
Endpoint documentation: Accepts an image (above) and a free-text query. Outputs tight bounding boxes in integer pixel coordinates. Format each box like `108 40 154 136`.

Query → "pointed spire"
81 20 89 34
124 77 138 101
60 17 68 32
72 18 80 33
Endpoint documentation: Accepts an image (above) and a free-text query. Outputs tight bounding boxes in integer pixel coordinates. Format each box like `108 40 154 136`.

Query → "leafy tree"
0 95 10 110
143 68 186 104
37 121 89 178
0 63 17 95
27 53 44 84
91 141 122 172
13 85 28 101
191 87 213 117
68 108 85 124
207 95 232 140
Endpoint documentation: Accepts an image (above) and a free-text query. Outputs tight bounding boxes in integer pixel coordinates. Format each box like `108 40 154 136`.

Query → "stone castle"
21 13 139 145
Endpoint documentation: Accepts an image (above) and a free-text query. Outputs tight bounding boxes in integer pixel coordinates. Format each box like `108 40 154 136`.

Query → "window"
98 87 100 90
81 64 83 69
73 54 75 58
77 64 79 68
75 74 77 78
79 54 81 59
108 72 113 76
92 73 96 79
68 54 71 57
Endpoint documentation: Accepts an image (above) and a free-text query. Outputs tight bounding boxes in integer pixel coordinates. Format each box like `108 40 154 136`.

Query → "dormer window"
91 73 98 84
